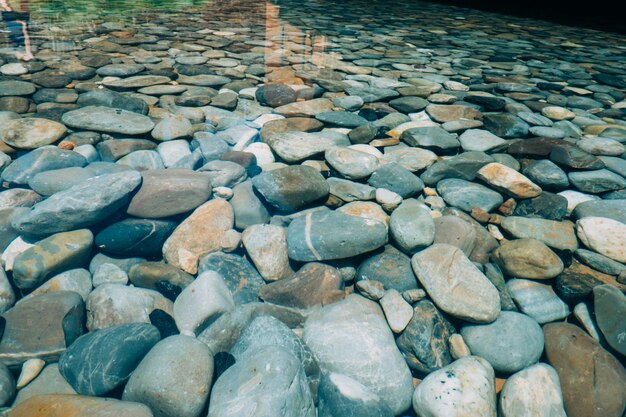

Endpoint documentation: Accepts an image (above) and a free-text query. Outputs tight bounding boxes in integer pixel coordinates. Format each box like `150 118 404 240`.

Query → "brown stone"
128 262 194 291
425 104 482 123
0 292 84 367
162 199 235 274
259 262 344 309
9 394 153 417
260 117 324 142
544 323 626 417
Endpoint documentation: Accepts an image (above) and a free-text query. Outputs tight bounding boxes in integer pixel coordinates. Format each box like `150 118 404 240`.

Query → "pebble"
62 105 155 135
507 279 570 324
493 238 564 279
477 162 542 199
499 364 567 417
577 217 626 263
412 244 500 322
10 394 154 417
412 356 496 417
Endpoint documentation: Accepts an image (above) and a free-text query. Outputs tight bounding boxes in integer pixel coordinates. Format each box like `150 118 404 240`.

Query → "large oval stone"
303 295 413 415
9 394 154 417
499 363 567 417
12 171 142 237
0 292 84 367
577 217 626 263
411 244 500 323
123 335 213 417
412 356 496 417
59 323 161 396
0 118 67 150
126 169 211 218
492 238 564 279
208 346 315 417
95 218 176 257
252 165 329 212
12 229 93 291
62 106 155 135
461 311 544 373
544 322 626 417
287 210 388 261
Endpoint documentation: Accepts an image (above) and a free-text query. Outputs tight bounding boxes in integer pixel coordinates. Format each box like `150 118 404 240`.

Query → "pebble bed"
0 0 625 416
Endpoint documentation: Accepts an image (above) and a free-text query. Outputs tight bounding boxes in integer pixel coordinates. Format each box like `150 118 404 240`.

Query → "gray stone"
62 106 155 135
356 245 418 292
208 346 315 417
123 335 213 417
459 129 507 152
0 118 67 150
500 216 578 251
198 252 266 305
483 113 529 138
432 215 476 256
390 201 435 253
507 279 570 324
287 210 387 261
242 224 293 281
437 178 503 212
593 285 626 356
368 163 424 198
303 295 413 415
575 249 626 276
461 311 544 373
400 126 460 153
325 147 380 180
230 181 271 230
127 169 211 218
573 199 626 225
523 160 570 190
13 171 142 237
318 373 394 417
0 80 35 96
420 151 494 186
117 150 165 171
328 177 376 202
316 111 368 128
252 165 329 212
569 169 626 194
1 147 88 186
28 167 97 196
59 323 161 396
11 364 77 406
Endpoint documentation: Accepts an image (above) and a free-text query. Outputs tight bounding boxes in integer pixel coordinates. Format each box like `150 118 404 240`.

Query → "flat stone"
550 144 605 170
396 299 455 373
0 118 66 150
345 86 399 103
483 113 529 138
507 279 569 324
0 188 42 210
303 295 413 415
522 159 569 190
96 219 176 257
13 171 142 237
59 323 161 396
122 335 213 417
151 114 192 141
0 292 84 367
438 178 503 212
22 268 92 302
569 169 626 194
10 395 153 417
1 147 88 186
461 311 544 373
274 98 333 117
544 323 626 417
420 151 493 185
98 139 157 161
400 126 460 153
325 147 380 180
255 84 297 107
287 210 387 261
259 262 343 309
593 285 626 356
476 162 542 199
383 147 437 172
412 244 500 322
356 245 418 292
573 199 626 225
102 75 171 89
368 163 424 198
327 177 376 202
575 249 626 276
390 201 435 253
433 215 476 257
315 111 368 128
62 106 155 135
426 104 482 122
96 63 145 77
260 117 323 142
499 364 567 417
493 238 564 279
513 192 568 221
500 216 578 251
412 356 496 417
11 364 77 406
12 229 93 291
459 129 507 152
252 165 329 212
85 284 173 330
577 217 626 263
208 346 315 417
389 96 429 113
127 169 210 218
267 131 346 163
578 137 626 156
162 199 235 274
28 167 97 196
0 80 35 96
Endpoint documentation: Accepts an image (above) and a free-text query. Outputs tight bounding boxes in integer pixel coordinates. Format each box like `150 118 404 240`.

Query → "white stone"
92 263 128 287
573 302 602 341
243 142 275 165
0 63 28 75
499 363 567 417
242 224 293 281
1 236 34 271
173 271 235 336
16 358 45 389
0 266 16 313
20 268 92 303
411 244 500 323
376 188 403 212
477 163 541 199
577 217 626 263
303 295 414 415
157 140 192 167
412 356 496 417
557 190 600 215
379 289 414 333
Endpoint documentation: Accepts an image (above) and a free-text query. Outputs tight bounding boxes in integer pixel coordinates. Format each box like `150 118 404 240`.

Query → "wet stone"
62 106 155 135
96 218 177 257
400 126 460 153
437 178 503 213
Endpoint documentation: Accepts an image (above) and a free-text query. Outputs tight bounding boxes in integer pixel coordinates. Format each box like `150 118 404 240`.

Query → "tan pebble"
449 333 471 360
17 358 46 389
